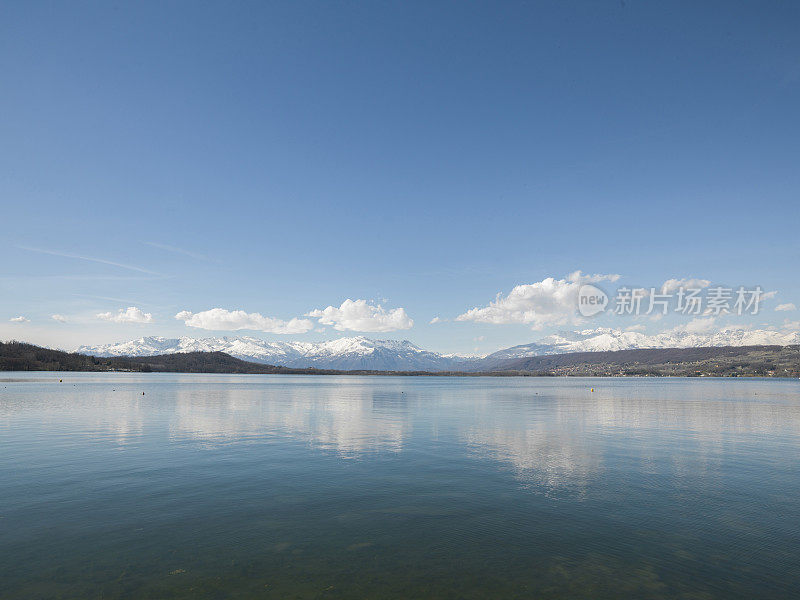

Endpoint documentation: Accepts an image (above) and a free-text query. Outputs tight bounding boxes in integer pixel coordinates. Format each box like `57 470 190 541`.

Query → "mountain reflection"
15 376 796 491
5 377 800 600
170 380 410 456
459 380 800 492
159 378 800 485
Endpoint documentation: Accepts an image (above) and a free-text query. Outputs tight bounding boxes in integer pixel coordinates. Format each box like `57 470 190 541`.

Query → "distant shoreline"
3 372 799 381
3 341 799 378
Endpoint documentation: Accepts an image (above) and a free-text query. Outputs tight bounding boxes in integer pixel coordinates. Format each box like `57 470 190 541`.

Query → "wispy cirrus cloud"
144 242 213 262
51 314 68 323
307 299 413 332
9 316 29 323
18 246 161 275
73 294 144 304
175 308 313 334
97 307 154 323
776 303 796 312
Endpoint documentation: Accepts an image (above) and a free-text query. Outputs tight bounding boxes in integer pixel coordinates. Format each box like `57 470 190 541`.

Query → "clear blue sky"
2 1 798 353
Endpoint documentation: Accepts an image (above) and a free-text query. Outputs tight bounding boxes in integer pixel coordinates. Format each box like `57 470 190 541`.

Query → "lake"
1 373 799 599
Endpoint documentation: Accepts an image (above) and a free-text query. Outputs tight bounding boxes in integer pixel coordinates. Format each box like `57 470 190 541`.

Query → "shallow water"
1 373 799 599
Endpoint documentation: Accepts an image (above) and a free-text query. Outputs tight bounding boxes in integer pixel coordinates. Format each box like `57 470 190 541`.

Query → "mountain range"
6 341 799 378
77 326 800 372
78 336 463 371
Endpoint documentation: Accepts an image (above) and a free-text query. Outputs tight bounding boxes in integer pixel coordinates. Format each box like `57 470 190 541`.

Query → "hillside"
491 345 800 377
0 342 466 376
77 335 463 371
75 329 800 372
0 342 322 374
3 341 800 377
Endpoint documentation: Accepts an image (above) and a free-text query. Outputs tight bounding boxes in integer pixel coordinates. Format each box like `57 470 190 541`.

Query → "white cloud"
661 278 711 294
429 316 442 324
668 317 717 334
456 271 620 330
97 306 154 324
9 316 29 323
762 290 778 300
776 303 796 312
175 308 313 334
625 324 646 332
51 314 68 323
307 299 413 332
144 242 211 262
19 245 160 275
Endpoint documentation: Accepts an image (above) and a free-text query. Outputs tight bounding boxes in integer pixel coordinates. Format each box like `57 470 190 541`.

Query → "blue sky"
1 1 799 354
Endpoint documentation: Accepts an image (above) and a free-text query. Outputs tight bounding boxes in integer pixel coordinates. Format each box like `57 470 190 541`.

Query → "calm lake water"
1 374 799 599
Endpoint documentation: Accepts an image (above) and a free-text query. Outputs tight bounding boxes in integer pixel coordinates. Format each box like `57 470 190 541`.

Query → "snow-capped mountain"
481 326 800 367
77 336 463 371
77 326 800 372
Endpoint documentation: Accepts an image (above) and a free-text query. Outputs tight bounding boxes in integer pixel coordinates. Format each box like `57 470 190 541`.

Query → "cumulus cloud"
456 271 620 330
175 308 313 334
668 317 717 334
307 299 413 332
661 277 711 294
429 316 442 324
9 316 29 323
51 314 67 323
776 303 796 312
97 306 154 324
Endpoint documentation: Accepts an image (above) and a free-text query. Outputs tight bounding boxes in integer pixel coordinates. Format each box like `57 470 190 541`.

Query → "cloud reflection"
170 380 410 456
464 424 602 495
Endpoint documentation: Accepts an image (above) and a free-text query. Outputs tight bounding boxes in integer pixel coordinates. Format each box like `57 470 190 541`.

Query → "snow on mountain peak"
77 335 449 371
76 326 800 371
484 326 800 362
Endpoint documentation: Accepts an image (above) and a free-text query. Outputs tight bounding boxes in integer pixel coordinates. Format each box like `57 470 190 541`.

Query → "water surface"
1 374 799 598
